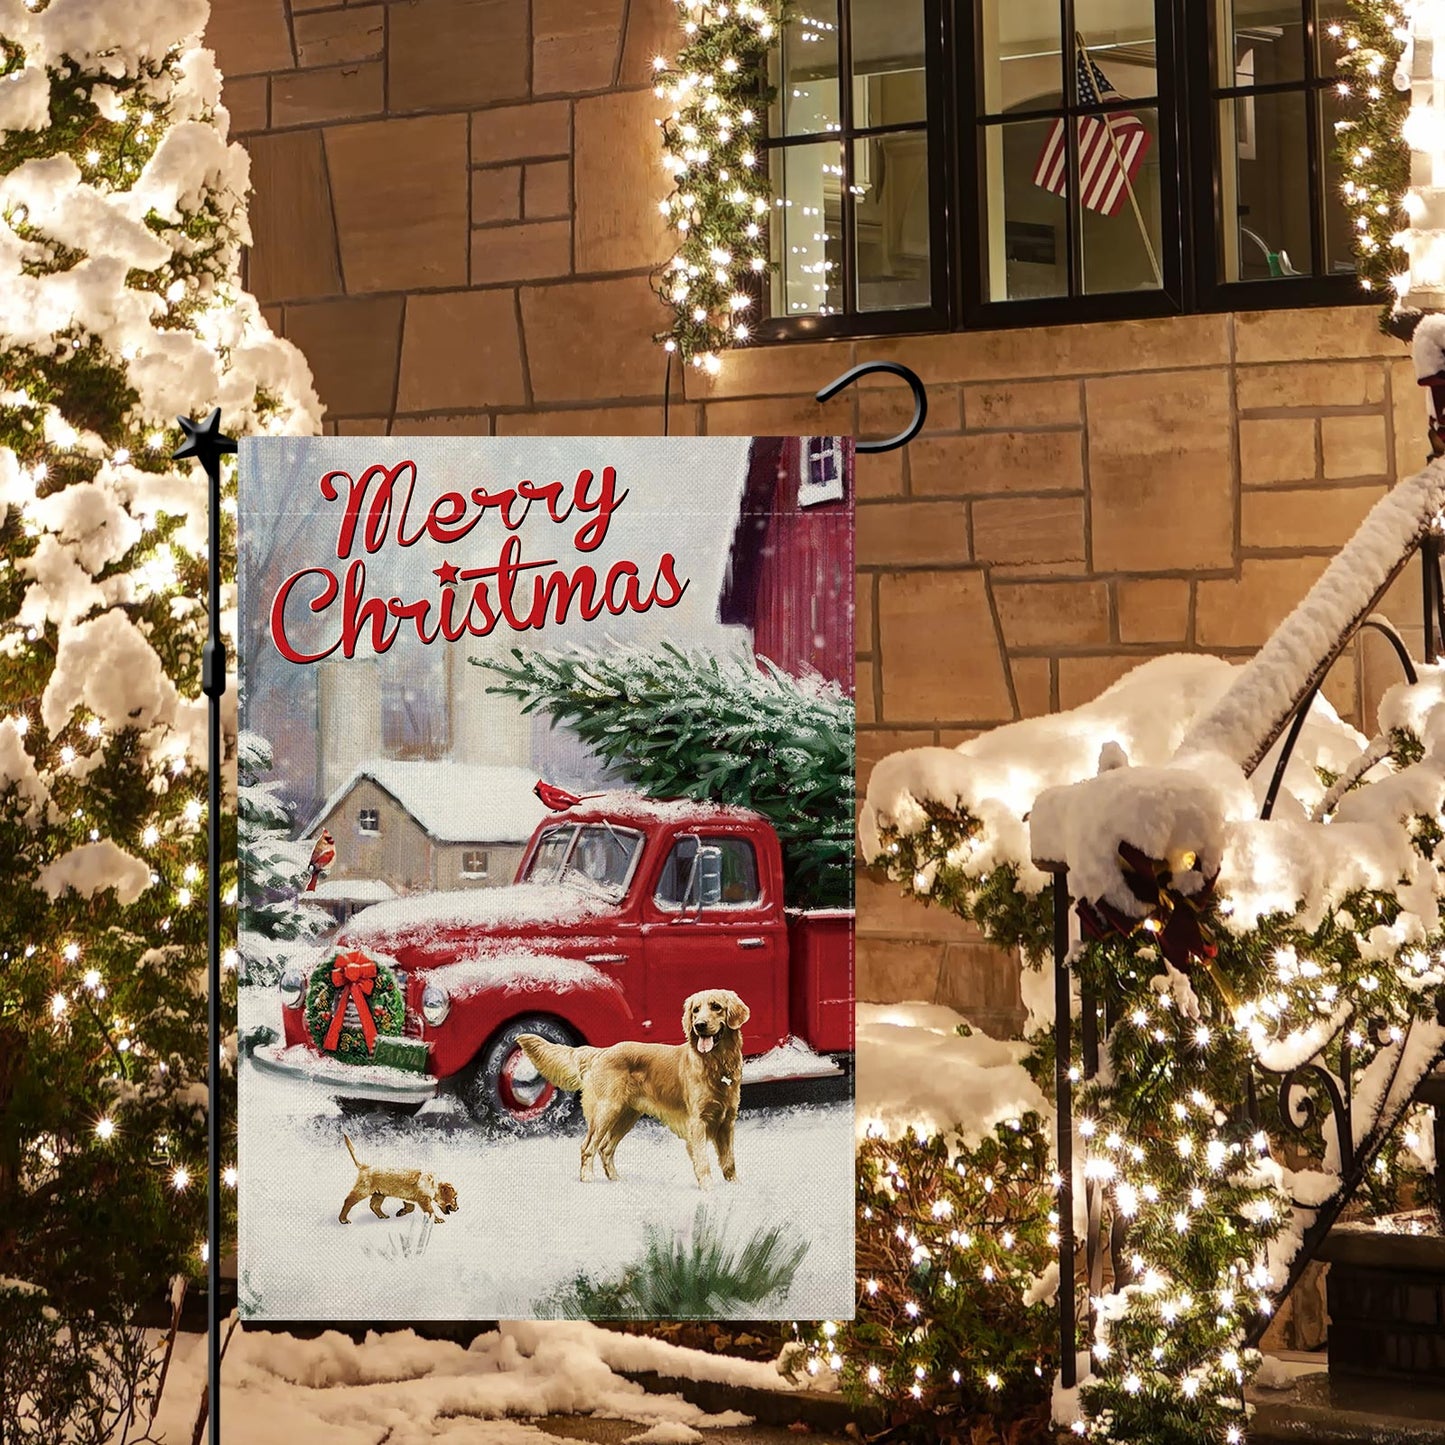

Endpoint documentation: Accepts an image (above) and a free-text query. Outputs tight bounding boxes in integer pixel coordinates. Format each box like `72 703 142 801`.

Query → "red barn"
718 436 854 694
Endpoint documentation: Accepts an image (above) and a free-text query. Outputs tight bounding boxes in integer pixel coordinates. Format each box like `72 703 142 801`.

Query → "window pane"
1315 0 1350 76
769 141 845 316
1320 88 1358 277
850 0 926 125
1078 106 1163 293
1074 0 1158 101
982 118 1069 300
1218 90 1314 281
853 132 931 311
980 0 1063 114
1216 0 1306 88
770 4 841 137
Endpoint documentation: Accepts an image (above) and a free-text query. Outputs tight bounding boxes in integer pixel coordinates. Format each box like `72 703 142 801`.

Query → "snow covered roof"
302 761 549 845
556 790 761 827
311 877 396 903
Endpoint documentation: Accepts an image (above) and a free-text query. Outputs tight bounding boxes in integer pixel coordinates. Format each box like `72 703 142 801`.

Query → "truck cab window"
655 837 761 909
526 825 575 883
564 825 642 896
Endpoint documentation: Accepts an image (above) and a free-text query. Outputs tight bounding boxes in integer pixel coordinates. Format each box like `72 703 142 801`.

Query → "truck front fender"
422 952 635 1078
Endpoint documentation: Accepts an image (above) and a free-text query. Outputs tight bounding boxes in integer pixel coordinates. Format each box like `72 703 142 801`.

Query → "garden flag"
1033 39 1152 218
235 435 856 1321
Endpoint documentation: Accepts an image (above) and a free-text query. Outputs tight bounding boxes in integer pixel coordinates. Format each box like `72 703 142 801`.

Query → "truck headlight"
279 963 306 1009
421 981 450 1027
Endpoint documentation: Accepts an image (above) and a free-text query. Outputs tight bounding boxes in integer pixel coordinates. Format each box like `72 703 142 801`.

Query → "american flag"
1033 45 1152 219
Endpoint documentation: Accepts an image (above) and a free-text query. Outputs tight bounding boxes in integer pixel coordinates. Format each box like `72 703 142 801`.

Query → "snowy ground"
237 997 854 1320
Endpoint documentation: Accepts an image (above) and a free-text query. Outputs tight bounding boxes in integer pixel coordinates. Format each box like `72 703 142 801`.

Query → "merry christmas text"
268 460 689 663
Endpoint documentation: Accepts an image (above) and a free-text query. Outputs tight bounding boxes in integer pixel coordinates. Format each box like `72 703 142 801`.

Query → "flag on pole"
1033 43 1152 219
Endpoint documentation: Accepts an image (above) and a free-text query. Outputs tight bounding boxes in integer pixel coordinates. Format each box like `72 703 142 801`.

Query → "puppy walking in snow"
338 1133 459 1224
517 988 750 1189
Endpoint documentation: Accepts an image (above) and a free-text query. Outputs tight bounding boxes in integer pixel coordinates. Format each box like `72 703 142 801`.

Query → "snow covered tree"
237 730 326 987
477 644 854 909
0 0 319 1431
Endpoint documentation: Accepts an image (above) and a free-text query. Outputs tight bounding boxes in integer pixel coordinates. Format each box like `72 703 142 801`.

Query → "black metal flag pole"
173 408 237 1445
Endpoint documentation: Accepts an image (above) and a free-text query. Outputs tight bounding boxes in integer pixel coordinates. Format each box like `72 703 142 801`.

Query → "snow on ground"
148 1320 776 1445
238 1053 854 1322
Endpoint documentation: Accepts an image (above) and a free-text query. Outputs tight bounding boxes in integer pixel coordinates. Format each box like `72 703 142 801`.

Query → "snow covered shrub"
0 0 319 1424
803 1116 1056 1425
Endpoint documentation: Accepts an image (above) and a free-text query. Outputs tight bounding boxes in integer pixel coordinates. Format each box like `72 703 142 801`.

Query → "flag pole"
1075 31 1162 288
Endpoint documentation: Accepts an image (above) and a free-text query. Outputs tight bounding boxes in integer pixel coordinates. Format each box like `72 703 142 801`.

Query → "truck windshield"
524 822 642 898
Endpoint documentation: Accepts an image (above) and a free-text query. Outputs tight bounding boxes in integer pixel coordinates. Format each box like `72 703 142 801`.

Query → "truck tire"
462 1015 581 1134
336 1098 426 1119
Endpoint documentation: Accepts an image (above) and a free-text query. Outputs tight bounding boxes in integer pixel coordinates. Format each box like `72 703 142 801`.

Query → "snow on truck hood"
340 881 614 945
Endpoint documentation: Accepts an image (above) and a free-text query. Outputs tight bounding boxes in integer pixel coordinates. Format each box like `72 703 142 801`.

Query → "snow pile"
1378 663 1445 752
1414 312 1445 379
856 1003 1049 1145
35 839 150 905
145 1321 779 1445
341 883 614 949
427 950 621 1000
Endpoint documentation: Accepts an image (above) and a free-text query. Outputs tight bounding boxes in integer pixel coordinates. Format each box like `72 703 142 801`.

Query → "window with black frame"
764 1 937 325
755 0 1361 339
1209 1 1354 289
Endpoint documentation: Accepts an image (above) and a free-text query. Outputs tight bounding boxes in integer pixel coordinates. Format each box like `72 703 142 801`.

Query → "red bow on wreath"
323 950 380 1054
1075 841 1218 972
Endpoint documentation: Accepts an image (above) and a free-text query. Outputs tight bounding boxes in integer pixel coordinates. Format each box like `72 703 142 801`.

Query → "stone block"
271 62 384 128
857 660 876 725
1393 358 1432 473
574 88 670 273
391 413 493 435
1234 304 1401 363
534 0 626 95
471 101 572 164
858 313 1230 384
1196 557 1330 649
1241 485 1384 552
1322 651 1359 728
472 166 522 225
910 430 1083 496
283 296 404 417
965 379 1081 429
396 290 527 412
335 417 388 435
327 115 469 293
1058 654 1149 710
620 0 678 85
1321 414 1389 479
1088 370 1235 573
856 447 903 499
857 573 874 654
293 6 384 67
1010 656 1053 717
972 496 1084 567
521 275 663 401
497 403 698 435
1239 417 1317 485
246 130 341 303
704 392 852 436
1235 360 1386 411
993 579 1109 649
855 502 969 568
389 0 529 112
856 938 942 1004
695 338 856 400
221 76 267 135
856 727 935 787
470 220 572 283
877 570 1013 723
524 160 570 219
937 938 1025 1035
1116 578 1190 644
859 383 962 438
204 0 294 77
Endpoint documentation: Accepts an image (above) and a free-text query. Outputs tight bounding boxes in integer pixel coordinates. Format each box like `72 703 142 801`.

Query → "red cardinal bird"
304 829 336 892
533 780 601 813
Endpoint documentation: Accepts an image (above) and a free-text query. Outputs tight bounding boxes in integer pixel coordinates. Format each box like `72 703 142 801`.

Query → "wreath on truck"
303 948 406 1064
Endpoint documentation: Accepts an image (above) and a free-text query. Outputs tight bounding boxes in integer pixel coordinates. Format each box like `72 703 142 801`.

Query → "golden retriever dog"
338 1133 459 1224
517 988 750 1189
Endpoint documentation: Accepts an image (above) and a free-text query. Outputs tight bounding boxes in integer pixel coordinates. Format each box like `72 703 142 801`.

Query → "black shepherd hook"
816 360 928 453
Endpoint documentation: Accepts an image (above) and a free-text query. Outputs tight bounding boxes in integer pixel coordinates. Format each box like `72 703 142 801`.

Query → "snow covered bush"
0 0 319 1429
860 459 1445 1445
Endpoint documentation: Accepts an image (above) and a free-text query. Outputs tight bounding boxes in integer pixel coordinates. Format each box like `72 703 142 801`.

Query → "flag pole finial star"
172 408 237 469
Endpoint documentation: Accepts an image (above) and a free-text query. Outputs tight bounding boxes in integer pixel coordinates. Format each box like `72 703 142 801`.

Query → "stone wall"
207 0 1433 1026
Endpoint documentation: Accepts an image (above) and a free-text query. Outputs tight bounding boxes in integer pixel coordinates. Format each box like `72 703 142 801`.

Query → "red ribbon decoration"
322 950 380 1054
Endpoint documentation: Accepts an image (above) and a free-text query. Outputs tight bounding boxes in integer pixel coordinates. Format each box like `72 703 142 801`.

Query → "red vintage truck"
252 792 853 1130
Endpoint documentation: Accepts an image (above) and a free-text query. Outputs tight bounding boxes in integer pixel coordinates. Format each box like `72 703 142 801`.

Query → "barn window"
462 849 489 878
357 807 380 835
799 436 847 507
